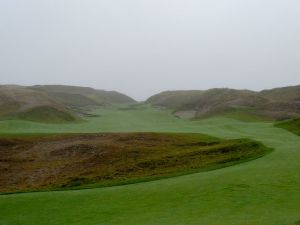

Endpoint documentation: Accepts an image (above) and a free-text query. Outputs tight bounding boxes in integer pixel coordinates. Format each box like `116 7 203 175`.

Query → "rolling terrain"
146 85 300 120
0 84 300 225
0 84 299 124
31 85 135 108
0 85 135 123
0 112 300 225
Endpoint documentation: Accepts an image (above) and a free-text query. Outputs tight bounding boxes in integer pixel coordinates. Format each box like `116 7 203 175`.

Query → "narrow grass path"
0 109 300 225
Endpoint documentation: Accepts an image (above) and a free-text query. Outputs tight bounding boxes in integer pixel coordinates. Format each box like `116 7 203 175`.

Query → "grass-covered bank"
276 117 300 136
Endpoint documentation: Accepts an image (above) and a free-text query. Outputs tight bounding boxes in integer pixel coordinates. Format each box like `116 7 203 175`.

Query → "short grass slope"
0 133 270 193
275 117 300 136
18 106 78 123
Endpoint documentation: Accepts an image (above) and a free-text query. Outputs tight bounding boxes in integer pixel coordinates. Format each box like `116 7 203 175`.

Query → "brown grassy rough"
0 133 271 193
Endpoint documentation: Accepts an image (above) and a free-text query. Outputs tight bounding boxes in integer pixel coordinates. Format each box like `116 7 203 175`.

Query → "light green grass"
0 107 189 134
0 107 300 225
0 106 274 134
199 108 273 122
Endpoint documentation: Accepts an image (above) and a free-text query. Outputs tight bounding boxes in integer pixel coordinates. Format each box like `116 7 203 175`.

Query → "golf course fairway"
0 108 300 225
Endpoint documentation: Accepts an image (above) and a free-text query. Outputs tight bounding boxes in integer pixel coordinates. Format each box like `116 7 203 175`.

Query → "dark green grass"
275 117 300 136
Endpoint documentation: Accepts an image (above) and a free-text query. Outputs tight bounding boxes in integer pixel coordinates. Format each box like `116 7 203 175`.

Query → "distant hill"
258 85 300 102
1 84 299 123
0 85 135 123
31 85 135 108
146 85 300 120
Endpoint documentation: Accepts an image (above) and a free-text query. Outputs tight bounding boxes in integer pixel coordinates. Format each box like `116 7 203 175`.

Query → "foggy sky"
1 0 300 100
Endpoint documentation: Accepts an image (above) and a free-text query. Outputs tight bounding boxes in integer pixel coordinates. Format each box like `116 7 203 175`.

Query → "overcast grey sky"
1 0 300 100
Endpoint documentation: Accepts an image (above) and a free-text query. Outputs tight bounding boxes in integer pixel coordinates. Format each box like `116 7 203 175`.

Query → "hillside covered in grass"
1 84 299 123
146 85 300 121
31 85 135 108
275 117 300 136
0 85 135 123
0 132 270 193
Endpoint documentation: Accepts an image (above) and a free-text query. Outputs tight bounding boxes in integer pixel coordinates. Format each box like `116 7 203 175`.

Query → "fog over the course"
1 0 300 100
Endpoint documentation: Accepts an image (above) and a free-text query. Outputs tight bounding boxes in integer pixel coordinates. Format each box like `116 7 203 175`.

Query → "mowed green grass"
1 107 300 225
0 107 190 134
0 106 274 134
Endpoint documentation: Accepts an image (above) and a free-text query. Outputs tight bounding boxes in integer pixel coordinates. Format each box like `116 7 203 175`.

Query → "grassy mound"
275 117 300 136
0 133 271 193
0 85 136 123
32 85 136 106
18 106 78 123
146 86 300 120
